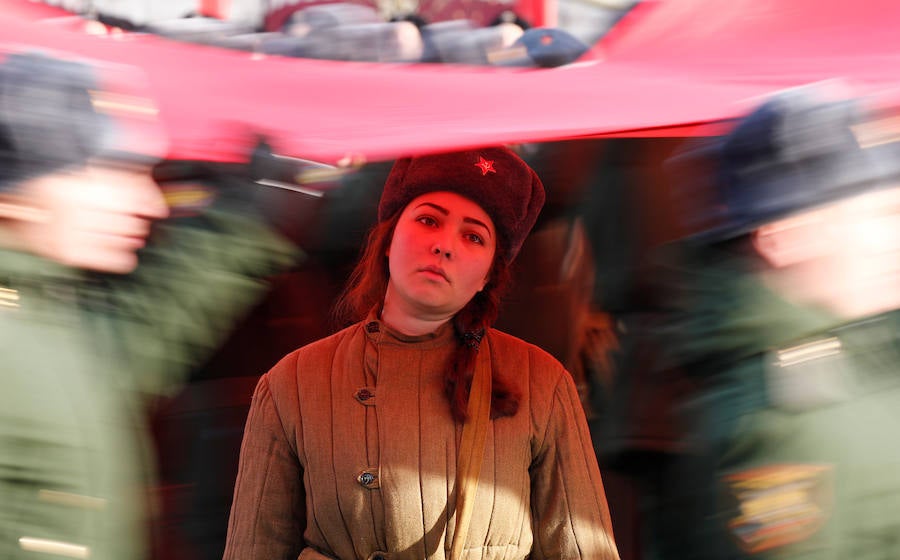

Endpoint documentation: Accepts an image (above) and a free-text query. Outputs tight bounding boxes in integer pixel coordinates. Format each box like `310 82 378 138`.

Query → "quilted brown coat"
224 315 618 560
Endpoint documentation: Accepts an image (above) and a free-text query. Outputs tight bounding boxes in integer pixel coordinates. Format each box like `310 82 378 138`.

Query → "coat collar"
362 307 457 349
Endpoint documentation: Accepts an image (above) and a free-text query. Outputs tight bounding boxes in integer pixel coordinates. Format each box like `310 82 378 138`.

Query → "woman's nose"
431 243 452 259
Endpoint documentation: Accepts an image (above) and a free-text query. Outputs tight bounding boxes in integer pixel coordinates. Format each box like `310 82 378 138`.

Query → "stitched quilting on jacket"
224 316 619 560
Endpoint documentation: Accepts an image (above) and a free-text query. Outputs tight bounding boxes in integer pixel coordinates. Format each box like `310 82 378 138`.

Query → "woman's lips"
419 265 450 283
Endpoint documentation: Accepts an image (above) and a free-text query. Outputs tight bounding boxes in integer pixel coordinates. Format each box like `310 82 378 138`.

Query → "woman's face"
385 191 497 321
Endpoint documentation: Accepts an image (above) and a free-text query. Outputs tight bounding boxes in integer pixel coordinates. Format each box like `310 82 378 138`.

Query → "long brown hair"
333 210 520 422
332 214 399 327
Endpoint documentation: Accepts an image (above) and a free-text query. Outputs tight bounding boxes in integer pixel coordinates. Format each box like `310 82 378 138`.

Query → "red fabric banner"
3 0 899 163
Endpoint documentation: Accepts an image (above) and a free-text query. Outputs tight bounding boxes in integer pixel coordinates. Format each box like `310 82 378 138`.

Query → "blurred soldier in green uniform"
651 86 900 559
0 51 299 559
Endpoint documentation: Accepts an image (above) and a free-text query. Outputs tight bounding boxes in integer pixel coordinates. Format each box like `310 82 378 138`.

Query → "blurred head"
669 85 888 242
430 23 524 65
669 85 900 318
0 50 170 274
751 184 900 319
489 10 531 30
283 3 381 37
418 19 473 63
5 162 170 273
314 21 424 62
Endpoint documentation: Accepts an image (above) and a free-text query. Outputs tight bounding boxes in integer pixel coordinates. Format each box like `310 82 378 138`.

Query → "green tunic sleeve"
89 186 304 396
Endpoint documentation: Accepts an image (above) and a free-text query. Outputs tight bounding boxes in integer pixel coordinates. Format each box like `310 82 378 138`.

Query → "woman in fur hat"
223 147 619 560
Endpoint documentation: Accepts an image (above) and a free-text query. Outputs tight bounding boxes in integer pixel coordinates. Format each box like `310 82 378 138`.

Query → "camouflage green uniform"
0 191 299 560
654 243 900 560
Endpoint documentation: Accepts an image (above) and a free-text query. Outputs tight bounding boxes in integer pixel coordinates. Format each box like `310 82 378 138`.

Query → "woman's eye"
416 215 438 227
465 232 485 245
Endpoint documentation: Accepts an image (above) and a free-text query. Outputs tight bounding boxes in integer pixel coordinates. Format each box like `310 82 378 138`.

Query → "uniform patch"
161 183 215 216
722 464 833 553
765 337 851 411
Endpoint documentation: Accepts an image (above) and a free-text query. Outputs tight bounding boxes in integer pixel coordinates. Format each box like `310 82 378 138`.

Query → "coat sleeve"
529 369 620 560
223 371 306 560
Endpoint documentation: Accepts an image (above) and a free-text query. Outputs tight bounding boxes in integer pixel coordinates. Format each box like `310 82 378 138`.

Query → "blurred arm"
95 166 304 395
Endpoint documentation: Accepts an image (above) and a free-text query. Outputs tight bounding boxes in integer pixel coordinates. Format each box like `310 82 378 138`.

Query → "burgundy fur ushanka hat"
378 146 545 262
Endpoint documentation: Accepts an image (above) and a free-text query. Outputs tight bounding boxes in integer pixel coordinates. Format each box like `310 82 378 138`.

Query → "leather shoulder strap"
450 337 492 560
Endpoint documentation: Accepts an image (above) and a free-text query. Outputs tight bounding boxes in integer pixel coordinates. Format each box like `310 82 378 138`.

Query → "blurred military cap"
0 51 108 189
0 50 168 191
667 85 895 241
492 27 589 68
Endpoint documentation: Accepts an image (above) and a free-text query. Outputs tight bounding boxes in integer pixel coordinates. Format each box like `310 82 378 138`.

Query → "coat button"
365 321 380 333
355 387 375 405
367 552 389 560
357 469 380 489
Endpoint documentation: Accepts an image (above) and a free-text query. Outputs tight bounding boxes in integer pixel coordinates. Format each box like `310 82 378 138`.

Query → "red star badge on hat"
474 156 496 176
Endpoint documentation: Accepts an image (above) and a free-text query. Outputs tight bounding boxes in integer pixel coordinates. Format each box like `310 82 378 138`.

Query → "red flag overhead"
590 0 900 87
2 0 900 163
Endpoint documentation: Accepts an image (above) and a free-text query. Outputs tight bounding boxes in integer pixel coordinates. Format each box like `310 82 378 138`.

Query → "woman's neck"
380 287 453 337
